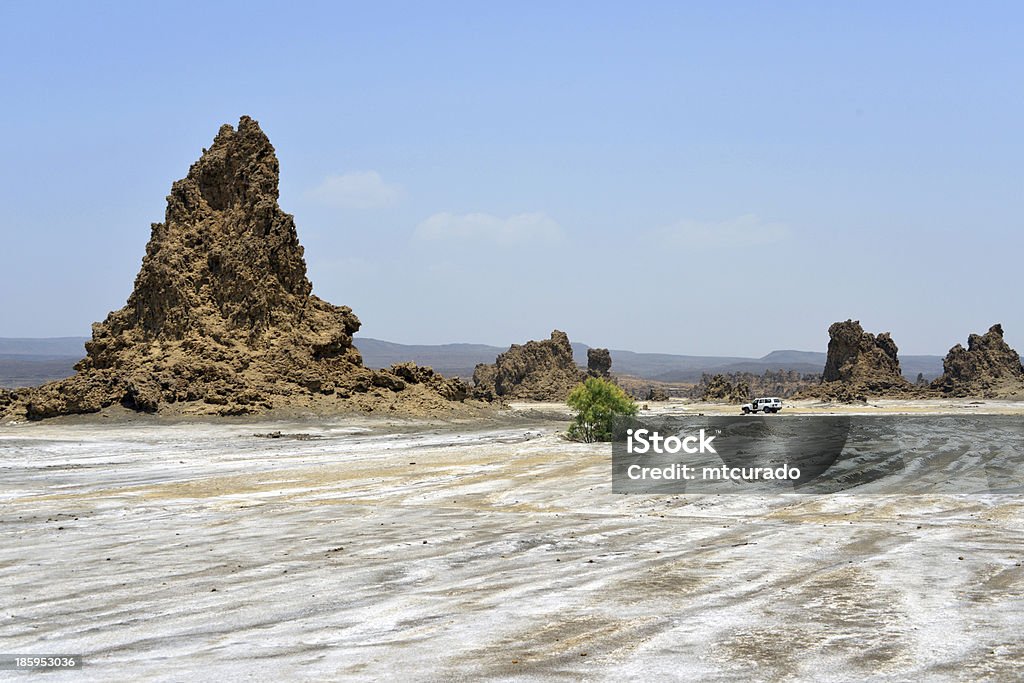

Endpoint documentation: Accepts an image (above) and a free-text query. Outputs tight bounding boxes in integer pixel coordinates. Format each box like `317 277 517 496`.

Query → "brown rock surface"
472 330 584 401
801 320 919 401
644 387 670 402
7 116 468 420
695 374 751 403
932 324 1024 398
586 348 612 378
692 370 820 401
0 389 21 415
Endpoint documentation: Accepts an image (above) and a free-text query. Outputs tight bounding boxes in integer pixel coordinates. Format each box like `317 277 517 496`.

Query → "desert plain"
2 399 1022 681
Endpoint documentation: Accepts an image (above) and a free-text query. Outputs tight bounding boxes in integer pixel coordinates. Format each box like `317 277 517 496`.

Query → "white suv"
741 397 782 414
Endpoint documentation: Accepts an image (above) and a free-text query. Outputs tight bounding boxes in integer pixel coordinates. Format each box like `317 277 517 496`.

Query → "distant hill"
354 338 505 378
0 337 88 388
0 336 945 388
0 355 82 388
0 337 88 356
758 350 827 365
570 343 751 381
899 355 946 382
571 344 942 383
648 349 827 382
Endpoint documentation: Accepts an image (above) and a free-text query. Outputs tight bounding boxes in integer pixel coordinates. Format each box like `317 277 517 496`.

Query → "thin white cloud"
658 214 792 248
415 211 564 245
306 171 401 209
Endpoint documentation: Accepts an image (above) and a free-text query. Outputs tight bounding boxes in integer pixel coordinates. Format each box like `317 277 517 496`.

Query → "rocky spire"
821 320 905 388
801 320 916 401
587 347 612 378
11 117 466 419
100 116 330 343
472 330 585 401
932 324 1024 397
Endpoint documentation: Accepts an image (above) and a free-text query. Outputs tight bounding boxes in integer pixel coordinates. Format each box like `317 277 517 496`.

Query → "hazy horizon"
2 2 1021 356
0 332 951 362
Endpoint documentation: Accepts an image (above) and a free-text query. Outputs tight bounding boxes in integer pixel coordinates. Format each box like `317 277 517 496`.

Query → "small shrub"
566 377 637 442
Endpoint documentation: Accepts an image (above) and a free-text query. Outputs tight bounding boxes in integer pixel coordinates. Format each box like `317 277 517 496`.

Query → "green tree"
566 377 638 442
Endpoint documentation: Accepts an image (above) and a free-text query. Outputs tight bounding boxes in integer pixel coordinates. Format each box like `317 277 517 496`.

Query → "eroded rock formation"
0 389 21 415
802 320 917 401
587 348 612 378
6 116 467 420
472 330 585 401
932 324 1024 398
694 374 751 403
644 387 670 402
692 370 820 401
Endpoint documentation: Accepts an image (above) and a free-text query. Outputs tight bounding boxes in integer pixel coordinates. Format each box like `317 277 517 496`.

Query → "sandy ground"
518 397 1024 418
1 407 1022 681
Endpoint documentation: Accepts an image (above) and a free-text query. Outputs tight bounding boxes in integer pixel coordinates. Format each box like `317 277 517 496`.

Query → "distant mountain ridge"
0 337 90 356
358 339 944 383
0 336 944 388
352 338 505 378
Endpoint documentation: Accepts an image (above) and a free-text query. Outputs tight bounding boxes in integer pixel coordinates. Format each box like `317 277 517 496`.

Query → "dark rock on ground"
645 387 670 402
822 320 904 387
695 374 750 403
691 370 820 401
388 362 468 402
800 320 923 401
932 324 1024 398
586 348 612 378
0 389 23 415
472 330 585 401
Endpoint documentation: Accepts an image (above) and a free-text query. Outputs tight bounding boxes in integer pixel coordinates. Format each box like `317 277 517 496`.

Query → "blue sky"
1 1 1021 356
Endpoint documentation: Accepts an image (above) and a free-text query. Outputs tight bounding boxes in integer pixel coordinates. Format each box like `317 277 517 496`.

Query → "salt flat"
1 415 1022 681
